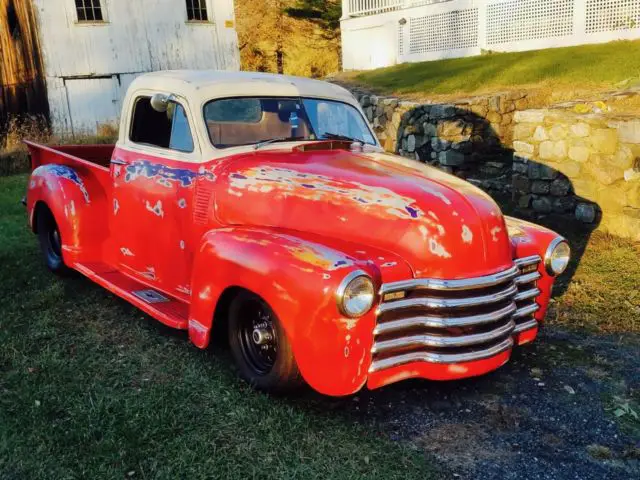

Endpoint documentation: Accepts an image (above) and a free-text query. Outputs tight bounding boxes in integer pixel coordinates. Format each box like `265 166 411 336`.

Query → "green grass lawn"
0 174 435 478
1 173 638 478
339 40 640 100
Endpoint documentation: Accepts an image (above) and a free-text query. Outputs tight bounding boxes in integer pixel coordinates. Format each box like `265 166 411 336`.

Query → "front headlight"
545 238 571 276
336 271 375 318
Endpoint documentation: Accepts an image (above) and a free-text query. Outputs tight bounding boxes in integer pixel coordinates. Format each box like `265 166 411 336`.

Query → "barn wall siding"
0 0 49 144
31 0 240 135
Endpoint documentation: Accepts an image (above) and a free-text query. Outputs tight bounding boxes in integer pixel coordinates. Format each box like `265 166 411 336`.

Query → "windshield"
203 97 376 148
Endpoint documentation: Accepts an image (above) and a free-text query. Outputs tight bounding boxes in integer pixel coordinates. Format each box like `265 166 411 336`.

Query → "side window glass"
130 97 195 153
169 104 194 152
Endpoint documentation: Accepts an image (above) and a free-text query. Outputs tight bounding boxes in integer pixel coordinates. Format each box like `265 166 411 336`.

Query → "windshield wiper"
254 136 308 150
321 132 363 143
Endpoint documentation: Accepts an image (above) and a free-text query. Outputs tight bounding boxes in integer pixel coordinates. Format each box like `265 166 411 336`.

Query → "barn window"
75 0 104 22
186 0 208 22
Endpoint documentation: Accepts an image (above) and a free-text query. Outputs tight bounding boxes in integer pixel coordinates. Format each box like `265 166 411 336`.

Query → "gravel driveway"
304 328 640 479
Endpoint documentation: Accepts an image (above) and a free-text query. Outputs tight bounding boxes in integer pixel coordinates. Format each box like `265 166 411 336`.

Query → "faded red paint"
24 140 565 396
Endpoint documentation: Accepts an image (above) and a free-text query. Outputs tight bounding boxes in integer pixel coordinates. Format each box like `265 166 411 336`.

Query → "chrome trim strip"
514 255 542 267
379 265 519 295
544 237 570 276
377 283 518 314
372 320 515 353
514 318 538 333
374 302 517 334
513 303 539 318
514 287 541 302
515 272 540 285
369 337 514 372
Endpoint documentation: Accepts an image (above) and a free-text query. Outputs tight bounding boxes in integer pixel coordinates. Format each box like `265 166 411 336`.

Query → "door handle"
111 158 129 166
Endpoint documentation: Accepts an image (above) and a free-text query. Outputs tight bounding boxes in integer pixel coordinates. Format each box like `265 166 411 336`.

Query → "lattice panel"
398 23 405 55
486 0 574 45
586 0 640 33
409 9 478 54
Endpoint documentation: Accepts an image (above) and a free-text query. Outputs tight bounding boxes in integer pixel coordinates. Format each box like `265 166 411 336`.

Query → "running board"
73 262 189 329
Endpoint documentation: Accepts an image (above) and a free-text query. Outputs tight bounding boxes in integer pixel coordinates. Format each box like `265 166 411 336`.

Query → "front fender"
506 216 565 322
27 164 108 264
188 227 381 396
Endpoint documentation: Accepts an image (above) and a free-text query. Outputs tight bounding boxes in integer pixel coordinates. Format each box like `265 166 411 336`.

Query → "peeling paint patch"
490 226 502 242
189 319 207 333
381 261 397 268
429 238 452 258
69 201 76 217
176 285 191 295
323 273 331 279
113 198 119 215
179 240 185 250
228 188 243 197
178 198 187 209
34 164 90 203
125 160 197 187
120 247 135 257
461 225 473 244
139 266 156 280
145 200 164 217
420 185 452 205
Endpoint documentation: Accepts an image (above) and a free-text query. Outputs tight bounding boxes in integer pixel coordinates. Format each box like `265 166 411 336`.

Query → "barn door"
64 77 120 136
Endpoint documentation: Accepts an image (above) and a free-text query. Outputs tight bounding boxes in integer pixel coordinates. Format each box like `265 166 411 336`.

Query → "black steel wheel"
36 205 71 275
228 291 303 392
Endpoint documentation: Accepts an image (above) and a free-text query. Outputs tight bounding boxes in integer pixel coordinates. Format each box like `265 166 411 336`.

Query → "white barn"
31 0 239 135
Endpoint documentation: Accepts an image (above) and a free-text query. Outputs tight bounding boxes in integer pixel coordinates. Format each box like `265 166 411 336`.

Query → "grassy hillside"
339 40 640 101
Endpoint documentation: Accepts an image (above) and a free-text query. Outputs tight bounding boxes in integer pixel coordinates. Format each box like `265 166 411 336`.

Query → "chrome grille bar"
515 271 541 284
377 283 518 314
372 320 515 353
514 318 538 333
374 302 517 334
369 337 514 372
513 303 539 318
514 255 542 267
380 265 518 295
514 287 541 302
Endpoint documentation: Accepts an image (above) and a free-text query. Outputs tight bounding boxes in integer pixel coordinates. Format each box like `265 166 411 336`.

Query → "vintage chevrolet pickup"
24 70 570 396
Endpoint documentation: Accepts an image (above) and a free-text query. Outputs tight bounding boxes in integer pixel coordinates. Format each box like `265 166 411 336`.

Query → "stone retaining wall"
349 88 531 190
512 107 640 239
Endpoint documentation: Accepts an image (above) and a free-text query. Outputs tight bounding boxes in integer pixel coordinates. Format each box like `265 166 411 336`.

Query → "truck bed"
24 141 115 171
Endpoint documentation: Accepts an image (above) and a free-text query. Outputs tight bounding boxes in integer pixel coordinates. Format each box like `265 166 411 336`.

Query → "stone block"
612 145 635 170
570 123 590 138
586 163 624 185
438 120 465 137
575 203 597 223
431 105 456 119
438 150 465 166
486 111 502 124
518 194 532 208
624 168 640 182
618 120 640 143
550 178 571 196
532 197 553 213
514 98 528 110
539 164 559 180
407 135 416 153
528 162 541 179
452 141 472 154
514 123 535 140
539 141 554 160
531 180 550 194
370 95 379 106
382 98 399 108
590 128 618 154
549 124 568 141
552 196 576 213
513 162 528 174
513 141 535 155
513 174 531 193
360 95 371 108
431 137 451 152
514 110 546 123
423 123 437 137
533 126 549 142
568 146 590 163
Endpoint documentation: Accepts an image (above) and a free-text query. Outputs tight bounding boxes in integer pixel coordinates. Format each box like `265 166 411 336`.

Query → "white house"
341 0 640 70
30 0 239 135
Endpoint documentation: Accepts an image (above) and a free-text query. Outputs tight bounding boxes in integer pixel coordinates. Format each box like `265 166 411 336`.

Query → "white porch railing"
344 0 451 17
341 0 640 70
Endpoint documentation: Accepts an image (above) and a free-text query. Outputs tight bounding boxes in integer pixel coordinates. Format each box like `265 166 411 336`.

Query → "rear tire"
228 291 303 392
36 206 71 275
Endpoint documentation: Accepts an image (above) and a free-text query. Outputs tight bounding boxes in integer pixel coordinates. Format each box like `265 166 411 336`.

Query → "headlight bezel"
336 270 375 318
544 237 571 276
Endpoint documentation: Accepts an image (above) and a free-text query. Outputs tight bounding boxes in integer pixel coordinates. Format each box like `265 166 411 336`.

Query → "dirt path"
304 328 640 479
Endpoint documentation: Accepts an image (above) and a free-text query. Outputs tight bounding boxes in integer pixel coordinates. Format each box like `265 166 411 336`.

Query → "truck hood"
215 148 512 279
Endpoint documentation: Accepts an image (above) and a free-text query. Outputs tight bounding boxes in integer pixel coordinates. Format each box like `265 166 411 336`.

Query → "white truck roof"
129 70 358 106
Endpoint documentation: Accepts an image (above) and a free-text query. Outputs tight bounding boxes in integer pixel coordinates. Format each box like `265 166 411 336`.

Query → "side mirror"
150 93 174 113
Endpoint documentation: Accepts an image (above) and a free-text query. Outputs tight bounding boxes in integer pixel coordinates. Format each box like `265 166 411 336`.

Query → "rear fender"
27 164 108 264
188 227 380 396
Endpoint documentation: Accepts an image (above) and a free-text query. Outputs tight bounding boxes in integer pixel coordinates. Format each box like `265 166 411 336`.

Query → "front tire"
228 291 302 392
36 206 71 275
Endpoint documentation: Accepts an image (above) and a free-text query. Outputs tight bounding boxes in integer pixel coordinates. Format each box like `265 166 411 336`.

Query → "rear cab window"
130 97 194 153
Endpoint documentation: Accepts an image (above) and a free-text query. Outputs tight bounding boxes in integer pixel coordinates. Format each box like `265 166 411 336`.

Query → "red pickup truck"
24 71 570 396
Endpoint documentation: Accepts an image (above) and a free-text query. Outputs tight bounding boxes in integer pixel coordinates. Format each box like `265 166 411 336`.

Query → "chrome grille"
371 256 542 373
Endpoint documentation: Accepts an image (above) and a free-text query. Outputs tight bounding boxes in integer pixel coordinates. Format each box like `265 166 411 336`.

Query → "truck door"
109 94 199 299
